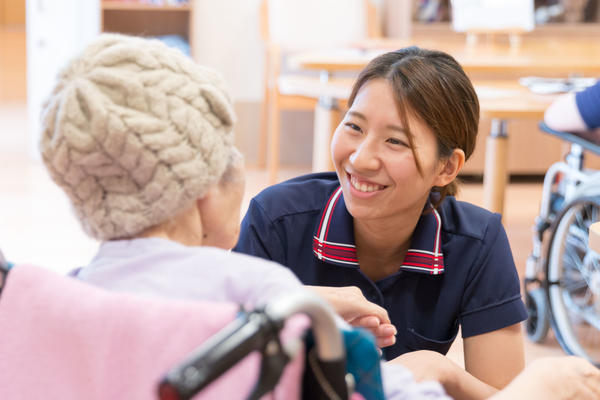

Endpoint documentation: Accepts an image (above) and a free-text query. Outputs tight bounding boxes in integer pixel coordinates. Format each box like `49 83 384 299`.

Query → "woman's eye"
387 138 407 146
344 122 362 132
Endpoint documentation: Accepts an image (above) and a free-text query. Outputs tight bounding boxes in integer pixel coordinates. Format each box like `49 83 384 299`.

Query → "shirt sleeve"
575 80 600 130
459 214 528 337
381 363 452 400
233 198 286 265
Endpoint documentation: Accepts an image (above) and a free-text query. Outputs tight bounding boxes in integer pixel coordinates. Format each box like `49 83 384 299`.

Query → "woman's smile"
347 172 387 197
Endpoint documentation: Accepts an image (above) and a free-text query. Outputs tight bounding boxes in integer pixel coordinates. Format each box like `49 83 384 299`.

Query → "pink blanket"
0 265 305 399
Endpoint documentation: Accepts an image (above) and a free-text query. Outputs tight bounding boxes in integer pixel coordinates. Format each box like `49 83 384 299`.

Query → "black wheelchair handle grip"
158 310 279 400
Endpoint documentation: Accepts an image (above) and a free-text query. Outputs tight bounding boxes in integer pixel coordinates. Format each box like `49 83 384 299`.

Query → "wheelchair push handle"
158 291 345 400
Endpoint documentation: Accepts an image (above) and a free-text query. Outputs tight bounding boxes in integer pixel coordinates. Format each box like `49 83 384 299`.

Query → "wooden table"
289 37 600 215
475 81 557 213
291 37 600 76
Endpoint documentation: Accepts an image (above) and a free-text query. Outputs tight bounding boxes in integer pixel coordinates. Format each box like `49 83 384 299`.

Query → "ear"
433 149 465 187
195 186 217 215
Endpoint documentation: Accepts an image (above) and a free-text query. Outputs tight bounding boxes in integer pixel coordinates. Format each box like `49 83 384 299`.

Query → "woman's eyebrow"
386 125 407 134
347 111 367 120
348 110 407 133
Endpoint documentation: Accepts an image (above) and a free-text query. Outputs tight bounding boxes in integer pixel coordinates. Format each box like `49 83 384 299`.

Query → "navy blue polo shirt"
575 80 600 130
234 172 527 360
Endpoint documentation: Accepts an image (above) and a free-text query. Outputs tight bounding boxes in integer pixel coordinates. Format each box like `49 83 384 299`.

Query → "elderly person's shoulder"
79 237 304 306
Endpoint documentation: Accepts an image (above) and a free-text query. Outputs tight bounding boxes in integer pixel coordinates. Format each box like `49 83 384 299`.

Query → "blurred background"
2 0 600 366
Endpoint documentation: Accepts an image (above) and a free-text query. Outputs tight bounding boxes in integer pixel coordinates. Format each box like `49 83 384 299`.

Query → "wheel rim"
547 199 600 365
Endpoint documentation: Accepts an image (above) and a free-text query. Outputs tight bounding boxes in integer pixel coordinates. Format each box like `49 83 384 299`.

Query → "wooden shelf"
101 1 190 12
412 21 600 38
100 0 194 57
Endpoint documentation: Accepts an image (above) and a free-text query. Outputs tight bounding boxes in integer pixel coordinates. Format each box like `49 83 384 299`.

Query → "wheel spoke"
562 278 589 293
562 293 600 331
547 199 600 364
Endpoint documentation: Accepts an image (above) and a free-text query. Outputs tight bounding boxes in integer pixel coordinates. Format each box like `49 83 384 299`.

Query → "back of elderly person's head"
40 34 237 241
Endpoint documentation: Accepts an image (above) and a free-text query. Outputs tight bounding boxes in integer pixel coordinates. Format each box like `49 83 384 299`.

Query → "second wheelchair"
524 122 600 366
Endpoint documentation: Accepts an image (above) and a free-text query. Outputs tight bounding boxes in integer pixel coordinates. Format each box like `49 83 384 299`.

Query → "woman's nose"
349 139 380 171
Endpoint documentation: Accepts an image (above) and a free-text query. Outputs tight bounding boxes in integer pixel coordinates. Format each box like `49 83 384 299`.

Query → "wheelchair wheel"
525 288 549 343
546 196 600 366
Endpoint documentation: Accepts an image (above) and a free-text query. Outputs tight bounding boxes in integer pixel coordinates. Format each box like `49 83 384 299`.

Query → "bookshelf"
100 0 193 57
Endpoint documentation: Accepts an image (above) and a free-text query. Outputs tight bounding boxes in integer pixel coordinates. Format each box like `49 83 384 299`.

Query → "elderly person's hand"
307 285 397 348
389 350 497 400
491 356 600 400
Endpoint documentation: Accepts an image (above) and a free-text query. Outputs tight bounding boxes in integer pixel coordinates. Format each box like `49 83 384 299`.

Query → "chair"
259 0 381 183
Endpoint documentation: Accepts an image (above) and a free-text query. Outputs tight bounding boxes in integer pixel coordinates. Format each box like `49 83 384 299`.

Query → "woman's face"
199 153 246 249
331 78 447 222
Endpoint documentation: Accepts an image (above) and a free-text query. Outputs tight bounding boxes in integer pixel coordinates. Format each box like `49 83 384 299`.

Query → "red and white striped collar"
312 186 445 275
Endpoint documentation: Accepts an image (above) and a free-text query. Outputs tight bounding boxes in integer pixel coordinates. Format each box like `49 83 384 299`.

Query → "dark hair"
347 46 479 207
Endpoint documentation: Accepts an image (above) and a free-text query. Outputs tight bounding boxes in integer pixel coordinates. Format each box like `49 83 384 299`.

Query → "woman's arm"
458 215 527 389
463 323 525 389
544 92 589 132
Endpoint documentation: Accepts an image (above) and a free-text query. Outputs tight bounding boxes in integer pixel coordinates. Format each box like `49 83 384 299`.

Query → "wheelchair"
524 122 600 366
158 291 375 400
0 258 385 400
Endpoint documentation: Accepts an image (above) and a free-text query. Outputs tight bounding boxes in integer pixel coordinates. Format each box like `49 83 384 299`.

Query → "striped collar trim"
312 186 445 275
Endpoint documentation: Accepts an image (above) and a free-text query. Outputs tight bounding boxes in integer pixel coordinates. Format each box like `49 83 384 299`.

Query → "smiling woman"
234 47 527 392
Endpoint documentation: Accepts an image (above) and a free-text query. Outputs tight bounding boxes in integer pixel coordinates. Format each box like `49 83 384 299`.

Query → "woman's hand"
306 285 397 348
491 356 600 400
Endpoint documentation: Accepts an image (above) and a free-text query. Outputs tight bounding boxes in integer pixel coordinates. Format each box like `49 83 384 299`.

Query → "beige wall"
191 0 392 166
0 0 26 102
0 0 25 26
233 101 314 167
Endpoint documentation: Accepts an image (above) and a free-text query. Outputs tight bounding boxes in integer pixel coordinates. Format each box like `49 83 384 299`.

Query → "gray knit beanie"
40 34 236 241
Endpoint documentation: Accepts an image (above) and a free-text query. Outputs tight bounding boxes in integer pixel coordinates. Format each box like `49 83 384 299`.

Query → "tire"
525 288 549 343
546 196 600 366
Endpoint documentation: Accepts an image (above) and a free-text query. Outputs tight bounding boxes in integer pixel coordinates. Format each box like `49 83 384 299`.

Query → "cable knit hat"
40 34 236 241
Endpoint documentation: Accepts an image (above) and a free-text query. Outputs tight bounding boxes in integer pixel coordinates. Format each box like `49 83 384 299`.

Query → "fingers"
581 363 600 398
564 357 600 400
375 323 397 347
350 317 397 338
354 301 391 325
350 315 380 329
307 286 393 337
350 316 397 348
307 285 391 324
376 336 395 348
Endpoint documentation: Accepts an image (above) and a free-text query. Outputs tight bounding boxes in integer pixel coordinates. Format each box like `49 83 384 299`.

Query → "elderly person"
38 34 600 400
39 33 304 307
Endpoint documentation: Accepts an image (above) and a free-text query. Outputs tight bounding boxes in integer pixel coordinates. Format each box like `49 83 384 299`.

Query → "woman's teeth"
350 175 384 193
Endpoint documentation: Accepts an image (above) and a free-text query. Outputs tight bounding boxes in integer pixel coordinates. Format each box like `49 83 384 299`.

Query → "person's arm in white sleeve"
544 92 589 132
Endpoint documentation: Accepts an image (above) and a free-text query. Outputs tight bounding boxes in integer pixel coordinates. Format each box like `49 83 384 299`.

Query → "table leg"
313 97 342 172
483 119 509 215
267 94 281 184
